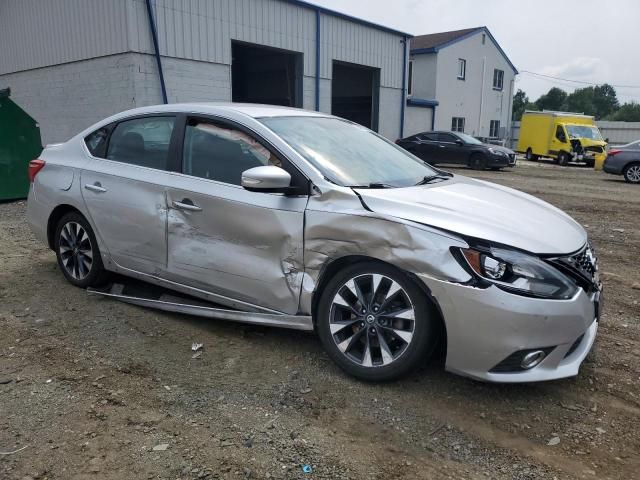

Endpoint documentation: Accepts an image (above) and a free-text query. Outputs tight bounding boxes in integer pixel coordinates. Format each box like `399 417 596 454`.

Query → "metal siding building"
0 0 409 144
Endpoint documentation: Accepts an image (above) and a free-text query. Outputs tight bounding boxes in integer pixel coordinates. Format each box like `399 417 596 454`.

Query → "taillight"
608 149 622 156
28 159 46 182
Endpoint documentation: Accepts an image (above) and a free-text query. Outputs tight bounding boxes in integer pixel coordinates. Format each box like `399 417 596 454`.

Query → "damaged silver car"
27 104 602 382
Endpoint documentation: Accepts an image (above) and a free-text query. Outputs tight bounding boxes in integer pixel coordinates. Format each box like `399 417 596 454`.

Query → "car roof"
112 102 330 119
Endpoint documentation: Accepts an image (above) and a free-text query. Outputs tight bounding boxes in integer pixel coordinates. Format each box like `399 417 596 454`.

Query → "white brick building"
404 27 518 141
0 0 410 144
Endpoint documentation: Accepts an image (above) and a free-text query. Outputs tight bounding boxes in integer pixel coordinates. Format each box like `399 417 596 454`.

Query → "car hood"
355 176 586 255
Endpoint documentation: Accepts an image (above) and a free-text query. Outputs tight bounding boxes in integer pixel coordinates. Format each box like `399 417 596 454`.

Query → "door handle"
84 182 107 193
172 199 202 212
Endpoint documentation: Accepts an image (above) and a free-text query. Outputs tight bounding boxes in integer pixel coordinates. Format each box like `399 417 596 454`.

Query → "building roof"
284 1 412 37
410 26 517 73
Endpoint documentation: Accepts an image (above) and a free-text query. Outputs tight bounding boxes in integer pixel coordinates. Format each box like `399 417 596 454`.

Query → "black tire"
557 151 570 166
54 212 109 288
525 148 538 161
316 262 438 381
623 163 640 184
469 153 487 170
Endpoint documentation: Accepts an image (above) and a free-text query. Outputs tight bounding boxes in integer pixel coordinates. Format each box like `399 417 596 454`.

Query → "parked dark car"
396 131 516 170
603 140 640 184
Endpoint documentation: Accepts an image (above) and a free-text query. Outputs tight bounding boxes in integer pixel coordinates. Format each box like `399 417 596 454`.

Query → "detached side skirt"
88 283 313 331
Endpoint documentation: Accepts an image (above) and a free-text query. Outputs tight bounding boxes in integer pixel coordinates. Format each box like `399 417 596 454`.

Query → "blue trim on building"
407 98 439 108
283 0 412 37
410 26 518 74
315 9 321 111
145 0 168 104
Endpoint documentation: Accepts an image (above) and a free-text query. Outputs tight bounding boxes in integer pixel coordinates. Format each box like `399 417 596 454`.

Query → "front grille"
508 153 516 163
550 243 599 292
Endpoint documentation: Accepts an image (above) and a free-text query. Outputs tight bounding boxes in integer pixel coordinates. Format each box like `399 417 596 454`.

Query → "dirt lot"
1 160 639 480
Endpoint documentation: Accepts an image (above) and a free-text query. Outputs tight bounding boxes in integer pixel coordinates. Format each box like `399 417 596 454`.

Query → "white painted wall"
431 31 515 138
404 106 434 137
408 53 437 100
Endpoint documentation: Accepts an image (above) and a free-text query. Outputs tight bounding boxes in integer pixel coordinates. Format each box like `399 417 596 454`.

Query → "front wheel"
557 151 570 166
469 153 487 170
525 148 538 161
54 212 109 288
623 163 640 184
316 262 438 381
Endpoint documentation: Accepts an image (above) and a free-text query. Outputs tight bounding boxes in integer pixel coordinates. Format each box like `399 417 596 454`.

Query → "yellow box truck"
517 111 607 169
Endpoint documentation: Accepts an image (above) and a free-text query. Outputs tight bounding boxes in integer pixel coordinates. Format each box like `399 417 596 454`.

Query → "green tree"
565 87 596 116
609 102 640 122
535 87 567 111
512 89 529 120
592 83 619 118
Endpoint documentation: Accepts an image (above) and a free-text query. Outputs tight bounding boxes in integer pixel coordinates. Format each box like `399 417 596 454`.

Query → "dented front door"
165 178 306 314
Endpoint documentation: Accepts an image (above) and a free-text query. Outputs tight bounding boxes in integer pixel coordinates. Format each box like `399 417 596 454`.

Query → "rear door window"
106 116 175 170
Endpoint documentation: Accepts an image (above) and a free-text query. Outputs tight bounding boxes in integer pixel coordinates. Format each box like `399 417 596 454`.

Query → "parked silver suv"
27 104 602 382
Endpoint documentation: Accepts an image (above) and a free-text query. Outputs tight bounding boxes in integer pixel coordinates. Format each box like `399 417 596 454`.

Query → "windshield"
456 132 483 145
260 116 438 187
565 125 603 141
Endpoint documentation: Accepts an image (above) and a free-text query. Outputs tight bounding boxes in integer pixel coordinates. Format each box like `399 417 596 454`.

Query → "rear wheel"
525 148 538 161
623 163 640 184
557 151 570 166
469 153 487 170
54 212 109 288
316 262 438 381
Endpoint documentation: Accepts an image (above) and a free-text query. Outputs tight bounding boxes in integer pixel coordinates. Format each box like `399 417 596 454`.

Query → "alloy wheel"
625 165 640 183
58 221 94 280
329 274 416 367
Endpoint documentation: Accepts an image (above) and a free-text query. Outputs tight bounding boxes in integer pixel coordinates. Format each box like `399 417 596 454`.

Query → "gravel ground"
1 160 639 480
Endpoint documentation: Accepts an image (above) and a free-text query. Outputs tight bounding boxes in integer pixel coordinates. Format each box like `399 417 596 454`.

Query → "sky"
313 0 640 104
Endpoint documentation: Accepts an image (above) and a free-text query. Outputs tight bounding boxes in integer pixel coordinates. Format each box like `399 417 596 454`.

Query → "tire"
316 262 438 381
469 153 487 170
525 148 538 161
54 212 109 288
557 151 570 166
623 163 640 184
490 167 503 171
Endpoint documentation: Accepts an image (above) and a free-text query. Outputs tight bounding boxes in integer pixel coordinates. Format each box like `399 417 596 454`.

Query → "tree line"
512 84 640 122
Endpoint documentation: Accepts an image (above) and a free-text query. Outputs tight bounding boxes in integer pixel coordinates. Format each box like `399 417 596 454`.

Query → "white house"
404 26 518 141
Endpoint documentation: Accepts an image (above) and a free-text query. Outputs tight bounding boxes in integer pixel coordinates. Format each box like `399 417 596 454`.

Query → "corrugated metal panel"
0 0 129 75
129 0 317 76
320 14 404 88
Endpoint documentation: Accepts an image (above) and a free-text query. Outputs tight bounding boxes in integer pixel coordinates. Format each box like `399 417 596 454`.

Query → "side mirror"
605 138 609 144
455 139 464 146
241 165 291 193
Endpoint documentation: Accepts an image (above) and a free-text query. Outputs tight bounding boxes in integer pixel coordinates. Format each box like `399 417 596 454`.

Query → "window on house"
482 33 486 45
489 120 500 138
451 117 465 133
493 69 504 90
407 60 413 96
457 59 466 80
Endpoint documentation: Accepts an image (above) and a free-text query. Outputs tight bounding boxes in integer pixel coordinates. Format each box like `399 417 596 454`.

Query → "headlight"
458 247 578 299
488 147 506 156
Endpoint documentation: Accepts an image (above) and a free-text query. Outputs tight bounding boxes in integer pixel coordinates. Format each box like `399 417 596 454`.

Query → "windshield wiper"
350 182 396 189
413 173 452 186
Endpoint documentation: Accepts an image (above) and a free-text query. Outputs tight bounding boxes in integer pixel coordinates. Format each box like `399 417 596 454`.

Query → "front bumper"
419 275 600 382
486 153 514 167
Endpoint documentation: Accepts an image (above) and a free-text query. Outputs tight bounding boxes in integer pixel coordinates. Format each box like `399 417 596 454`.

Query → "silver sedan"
27 104 602 382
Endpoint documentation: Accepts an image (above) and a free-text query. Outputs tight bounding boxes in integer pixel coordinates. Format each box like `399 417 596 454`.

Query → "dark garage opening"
232 42 302 107
331 61 380 131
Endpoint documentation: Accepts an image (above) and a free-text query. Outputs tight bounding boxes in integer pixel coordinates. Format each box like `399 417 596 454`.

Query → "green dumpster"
0 88 43 201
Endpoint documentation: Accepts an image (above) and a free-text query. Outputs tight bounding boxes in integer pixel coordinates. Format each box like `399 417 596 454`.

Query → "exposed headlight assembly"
458 247 578 299
488 147 506 156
